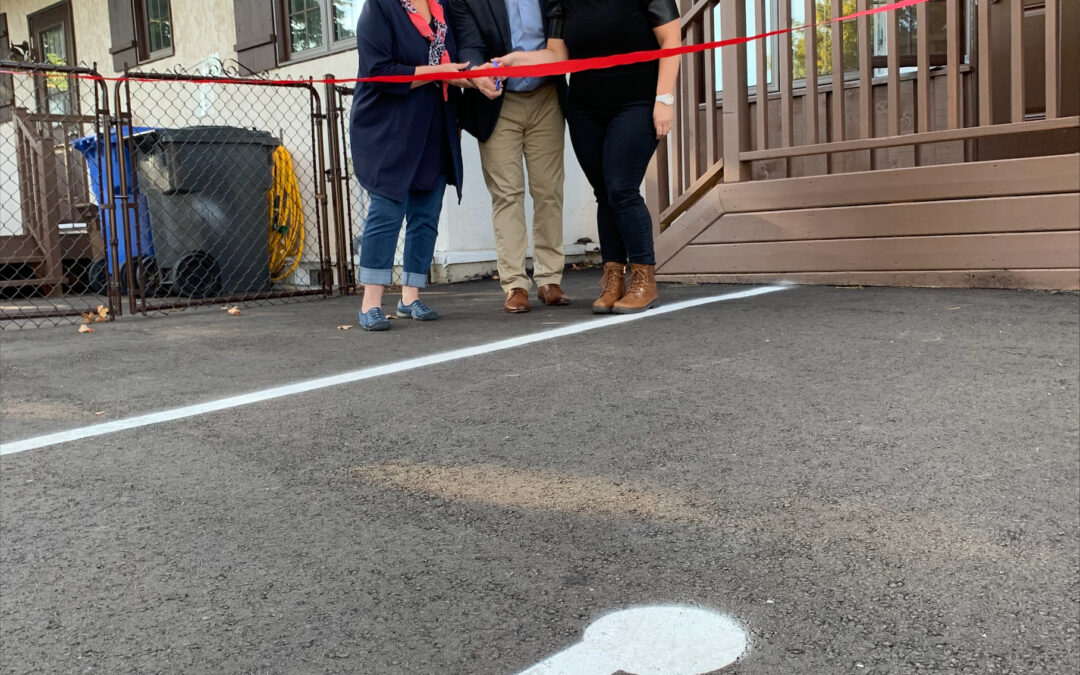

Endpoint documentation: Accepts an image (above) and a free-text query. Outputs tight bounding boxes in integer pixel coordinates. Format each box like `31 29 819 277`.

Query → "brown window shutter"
0 13 12 123
108 0 139 71
233 0 277 74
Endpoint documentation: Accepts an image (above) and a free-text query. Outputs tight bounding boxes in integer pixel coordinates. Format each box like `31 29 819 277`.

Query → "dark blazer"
350 0 464 202
447 0 567 142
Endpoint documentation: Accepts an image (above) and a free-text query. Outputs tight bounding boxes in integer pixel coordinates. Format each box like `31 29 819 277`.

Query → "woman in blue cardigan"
351 0 471 331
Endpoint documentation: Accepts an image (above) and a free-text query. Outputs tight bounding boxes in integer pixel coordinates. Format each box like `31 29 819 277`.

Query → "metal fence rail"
1 61 377 328
113 69 333 316
0 62 118 327
328 83 395 288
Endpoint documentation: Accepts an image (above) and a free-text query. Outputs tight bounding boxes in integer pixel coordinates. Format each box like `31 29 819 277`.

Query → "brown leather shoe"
537 284 571 306
592 262 626 314
612 264 659 314
504 287 531 313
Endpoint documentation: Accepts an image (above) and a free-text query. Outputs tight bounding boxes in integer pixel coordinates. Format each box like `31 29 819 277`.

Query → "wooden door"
27 2 77 115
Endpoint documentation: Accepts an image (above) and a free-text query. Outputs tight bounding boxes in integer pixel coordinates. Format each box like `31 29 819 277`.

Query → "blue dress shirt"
504 0 547 92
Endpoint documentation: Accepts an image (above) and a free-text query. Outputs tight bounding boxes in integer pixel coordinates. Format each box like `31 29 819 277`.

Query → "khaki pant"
478 82 565 294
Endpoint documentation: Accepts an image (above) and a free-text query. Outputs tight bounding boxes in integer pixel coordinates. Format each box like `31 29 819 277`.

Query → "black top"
548 0 679 110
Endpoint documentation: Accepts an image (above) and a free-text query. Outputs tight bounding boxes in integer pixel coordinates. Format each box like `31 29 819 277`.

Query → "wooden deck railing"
652 0 1079 231
11 108 63 293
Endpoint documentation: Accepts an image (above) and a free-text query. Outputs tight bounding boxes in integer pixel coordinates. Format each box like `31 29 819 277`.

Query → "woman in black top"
493 0 681 314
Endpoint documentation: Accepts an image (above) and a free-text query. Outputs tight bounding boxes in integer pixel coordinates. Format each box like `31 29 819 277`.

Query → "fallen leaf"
337 325 353 330
227 306 242 316
96 305 110 322
947 306 961 310
80 311 96 324
78 325 94 334
94 411 105 416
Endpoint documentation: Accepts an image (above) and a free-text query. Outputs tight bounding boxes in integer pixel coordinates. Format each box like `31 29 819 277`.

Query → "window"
712 0 780 93
135 0 174 61
107 0 173 70
280 0 364 60
869 0 956 71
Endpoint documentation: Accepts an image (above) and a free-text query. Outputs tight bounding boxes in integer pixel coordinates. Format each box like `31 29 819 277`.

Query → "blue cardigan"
350 0 464 203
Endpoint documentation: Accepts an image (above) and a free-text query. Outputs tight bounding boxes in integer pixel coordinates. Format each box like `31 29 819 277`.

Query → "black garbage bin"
133 126 280 298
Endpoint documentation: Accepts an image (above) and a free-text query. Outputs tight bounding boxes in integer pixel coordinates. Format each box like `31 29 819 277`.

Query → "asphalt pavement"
1 271 1078 674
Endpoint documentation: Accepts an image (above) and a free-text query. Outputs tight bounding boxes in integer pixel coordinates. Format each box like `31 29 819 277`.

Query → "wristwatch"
655 93 675 105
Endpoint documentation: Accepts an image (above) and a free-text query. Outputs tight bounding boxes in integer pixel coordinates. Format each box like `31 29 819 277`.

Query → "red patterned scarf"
398 0 449 100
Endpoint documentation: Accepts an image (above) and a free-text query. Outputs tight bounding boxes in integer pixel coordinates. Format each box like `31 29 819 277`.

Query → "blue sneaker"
358 307 391 331
396 299 439 321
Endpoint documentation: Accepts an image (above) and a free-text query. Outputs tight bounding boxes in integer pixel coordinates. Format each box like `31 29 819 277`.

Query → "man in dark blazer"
448 0 571 313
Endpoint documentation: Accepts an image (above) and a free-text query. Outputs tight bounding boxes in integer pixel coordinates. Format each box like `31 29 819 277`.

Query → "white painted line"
0 285 788 456
518 605 748 675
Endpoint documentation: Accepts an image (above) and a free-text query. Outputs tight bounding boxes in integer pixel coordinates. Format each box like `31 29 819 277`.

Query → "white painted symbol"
518 605 748 675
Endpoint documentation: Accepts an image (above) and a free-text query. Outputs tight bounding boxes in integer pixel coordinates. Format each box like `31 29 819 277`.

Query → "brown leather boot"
504 288 531 313
537 284 571 306
612 264 659 314
591 262 626 314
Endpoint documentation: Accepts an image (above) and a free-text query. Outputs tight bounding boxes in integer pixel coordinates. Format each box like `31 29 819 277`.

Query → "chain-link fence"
112 69 333 315
0 62 118 328
329 84 403 288
1 61 399 329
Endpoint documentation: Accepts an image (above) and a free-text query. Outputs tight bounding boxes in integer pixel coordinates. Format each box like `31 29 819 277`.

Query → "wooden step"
0 232 96 265
0 235 45 265
0 276 63 289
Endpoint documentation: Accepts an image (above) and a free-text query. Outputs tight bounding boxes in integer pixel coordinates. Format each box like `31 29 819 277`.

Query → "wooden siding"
657 270 1080 291
656 154 1080 290
691 195 1080 243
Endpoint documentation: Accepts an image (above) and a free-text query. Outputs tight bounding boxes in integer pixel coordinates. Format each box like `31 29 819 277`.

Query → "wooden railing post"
946 0 961 128
755 0 769 152
704 1 719 165
721 0 749 182
35 136 62 297
977 0 993 126
1010 0 1024 123
830 0 845 144
1045 0 1059 119
803 0 818 144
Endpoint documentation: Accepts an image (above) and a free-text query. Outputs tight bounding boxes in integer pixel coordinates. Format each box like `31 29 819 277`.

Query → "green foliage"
792 0 858 79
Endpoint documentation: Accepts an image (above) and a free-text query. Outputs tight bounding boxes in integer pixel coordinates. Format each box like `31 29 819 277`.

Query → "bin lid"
70 126 156 155
142 126 280 147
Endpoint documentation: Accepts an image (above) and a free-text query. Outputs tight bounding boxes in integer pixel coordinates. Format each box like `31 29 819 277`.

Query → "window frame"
133 0 175 64
27 1 79 115
276 0 363 64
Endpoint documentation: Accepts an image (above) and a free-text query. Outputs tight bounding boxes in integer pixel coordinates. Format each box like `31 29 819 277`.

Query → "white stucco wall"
2 0 599 283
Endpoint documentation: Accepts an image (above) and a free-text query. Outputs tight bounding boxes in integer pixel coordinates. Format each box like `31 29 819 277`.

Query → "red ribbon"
2 0 928 86
369 0 929 84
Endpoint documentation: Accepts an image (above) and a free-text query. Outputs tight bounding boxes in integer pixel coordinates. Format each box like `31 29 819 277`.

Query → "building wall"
2 0 600 283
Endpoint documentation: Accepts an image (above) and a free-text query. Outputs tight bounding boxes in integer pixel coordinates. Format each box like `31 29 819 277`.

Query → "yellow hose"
268 145 305 282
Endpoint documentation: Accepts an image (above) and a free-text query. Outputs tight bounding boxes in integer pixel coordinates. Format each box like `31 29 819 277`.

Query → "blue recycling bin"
71 127 155 293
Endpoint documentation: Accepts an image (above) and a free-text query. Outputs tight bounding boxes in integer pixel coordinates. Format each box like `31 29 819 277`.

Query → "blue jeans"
357 178 446 288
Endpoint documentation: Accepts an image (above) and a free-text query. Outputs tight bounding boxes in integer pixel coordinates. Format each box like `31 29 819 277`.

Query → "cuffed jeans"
357 177 446 288
566 101 658 265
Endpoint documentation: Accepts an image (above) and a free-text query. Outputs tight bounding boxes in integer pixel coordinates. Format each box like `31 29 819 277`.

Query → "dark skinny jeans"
566 101 659 265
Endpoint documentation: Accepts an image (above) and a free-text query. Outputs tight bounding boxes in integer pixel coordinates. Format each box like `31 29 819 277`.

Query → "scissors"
493 59 502 92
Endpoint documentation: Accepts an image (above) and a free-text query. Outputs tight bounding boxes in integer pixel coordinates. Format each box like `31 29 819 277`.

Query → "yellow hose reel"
268 145 305 283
